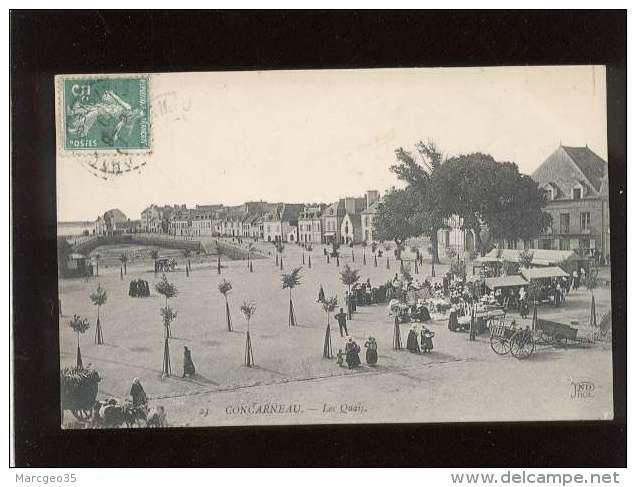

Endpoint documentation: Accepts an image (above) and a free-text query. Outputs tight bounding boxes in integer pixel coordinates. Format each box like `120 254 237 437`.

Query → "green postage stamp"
62 76 150 151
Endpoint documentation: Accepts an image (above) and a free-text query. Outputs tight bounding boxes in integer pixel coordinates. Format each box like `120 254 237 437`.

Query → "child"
336 349 344 367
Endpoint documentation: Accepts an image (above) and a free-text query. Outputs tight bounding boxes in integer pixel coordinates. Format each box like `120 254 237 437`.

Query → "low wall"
73 235 204 255
214 240 266 261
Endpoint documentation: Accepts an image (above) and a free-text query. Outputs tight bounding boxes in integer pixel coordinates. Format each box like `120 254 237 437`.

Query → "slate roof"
532 145 608 199
279 203 304 223
361 200 380 214
561 146 607 192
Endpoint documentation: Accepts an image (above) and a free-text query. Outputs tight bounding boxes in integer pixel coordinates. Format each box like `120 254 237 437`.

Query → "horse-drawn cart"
490 318 582 360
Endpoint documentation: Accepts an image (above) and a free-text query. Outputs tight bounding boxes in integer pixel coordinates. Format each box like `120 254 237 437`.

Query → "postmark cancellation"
55 74 152 177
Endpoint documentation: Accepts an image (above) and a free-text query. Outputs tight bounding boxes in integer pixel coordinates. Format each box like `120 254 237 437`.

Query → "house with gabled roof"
529 144 610 260
95 208 128 236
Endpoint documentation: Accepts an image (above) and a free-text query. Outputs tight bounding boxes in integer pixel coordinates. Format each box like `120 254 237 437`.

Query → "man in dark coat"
183 346 196 377
345 337 361 369
130 377 147 407
335 308 348 337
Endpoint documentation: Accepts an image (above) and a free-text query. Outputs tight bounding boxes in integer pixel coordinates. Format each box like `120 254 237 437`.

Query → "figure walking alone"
182 346 196 378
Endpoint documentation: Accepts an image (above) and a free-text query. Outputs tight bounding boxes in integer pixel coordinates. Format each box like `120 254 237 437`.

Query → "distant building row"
130 190 381 245
93 145 610 261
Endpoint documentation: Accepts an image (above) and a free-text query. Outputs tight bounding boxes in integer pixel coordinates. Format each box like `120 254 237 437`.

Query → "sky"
57 66 607 222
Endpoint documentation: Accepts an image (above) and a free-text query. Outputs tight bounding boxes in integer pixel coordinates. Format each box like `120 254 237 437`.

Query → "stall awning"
521 266 568 280
484 275 528 289
475 256 500 264
482 248 577 266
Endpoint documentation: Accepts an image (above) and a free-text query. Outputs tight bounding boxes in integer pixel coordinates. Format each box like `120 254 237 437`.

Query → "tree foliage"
218 278 232 297
389 141 447 263
281 267 303 290
240 301 257 323
89 284 108 307
339 264 360 291
155 274 178 302
321 296 338 314
69 314 90 335
373 187 421 259
433 153 550 253
160 305 177 330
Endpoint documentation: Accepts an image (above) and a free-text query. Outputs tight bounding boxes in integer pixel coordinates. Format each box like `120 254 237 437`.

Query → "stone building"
298 205 325 244
530 145 610 260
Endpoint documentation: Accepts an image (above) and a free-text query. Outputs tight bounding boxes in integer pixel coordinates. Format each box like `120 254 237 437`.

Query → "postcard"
54 66 613 428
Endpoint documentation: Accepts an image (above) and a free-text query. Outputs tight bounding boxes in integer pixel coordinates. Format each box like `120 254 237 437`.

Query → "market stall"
521 266 569 305
484 275 528 309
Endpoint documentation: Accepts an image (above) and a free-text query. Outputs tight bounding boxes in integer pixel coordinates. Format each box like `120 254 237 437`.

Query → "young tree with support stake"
218 279 233 332
120 253 128 275
321 296 338 359
527 280 543 330
585 266 600 327
240 301 256 367
89 284 107 345
150 249 159 275
183 248 192 277
247 243 256 271
155 274 178 337
340 264 360 319
69 314 90 368
160 305 177 377
282 267 303 327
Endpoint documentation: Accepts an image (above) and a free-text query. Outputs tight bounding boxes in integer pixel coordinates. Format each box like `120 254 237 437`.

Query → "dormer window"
543 184 554 201
572 184 582 200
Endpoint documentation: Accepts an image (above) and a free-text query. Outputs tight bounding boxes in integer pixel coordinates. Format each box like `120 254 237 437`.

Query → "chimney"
366 190 380 209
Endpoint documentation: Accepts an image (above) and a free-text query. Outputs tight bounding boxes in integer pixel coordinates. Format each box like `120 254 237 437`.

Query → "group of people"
128 279 150 298
406 325 435 353
336 336 378 369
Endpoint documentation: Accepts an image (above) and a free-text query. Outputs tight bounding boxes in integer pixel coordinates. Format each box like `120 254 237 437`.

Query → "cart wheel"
71 408 93 422
510 332 535 359
490 335 510 355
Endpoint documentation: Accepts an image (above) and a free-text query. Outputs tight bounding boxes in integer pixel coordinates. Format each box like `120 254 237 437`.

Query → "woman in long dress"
345 337 362 369
130 377 147 407
420 327 434 353
364 337 378 366
317 284 325 303
182 346 196 378
406 325 420 353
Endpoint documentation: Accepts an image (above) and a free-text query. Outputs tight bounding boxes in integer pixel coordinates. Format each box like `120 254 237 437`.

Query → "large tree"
373 187 421 261
433 153 550 255
389 141 447 263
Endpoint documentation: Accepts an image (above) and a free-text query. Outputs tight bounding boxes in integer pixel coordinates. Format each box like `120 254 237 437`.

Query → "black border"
11 11 626 467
